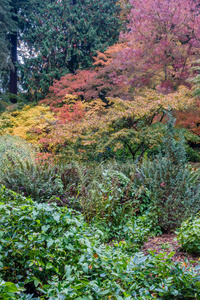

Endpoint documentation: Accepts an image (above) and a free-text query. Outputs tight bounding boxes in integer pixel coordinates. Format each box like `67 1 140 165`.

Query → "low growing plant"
0 187 200 299
0 279 25 300
1 159 63 201
135 113 200 232
0 135 37 169
177 216 200 255
0 136 64 201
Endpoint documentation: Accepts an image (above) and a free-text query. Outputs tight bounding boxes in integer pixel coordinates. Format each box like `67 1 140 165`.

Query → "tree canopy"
0 0 16 90
114 0 200 92
19 0 122 100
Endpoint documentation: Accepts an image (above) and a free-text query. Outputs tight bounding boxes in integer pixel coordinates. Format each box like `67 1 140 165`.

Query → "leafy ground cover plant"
0 159 64 201
135 113 200 232
0 279 25 300
0 187 101 297
0 135 37 169
1 186 200 299
177 216 200 255
0 135 64 201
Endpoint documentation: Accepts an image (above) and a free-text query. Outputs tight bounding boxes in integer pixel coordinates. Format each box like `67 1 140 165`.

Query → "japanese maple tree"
116 0 200 91
35 87 196 161
40 42 132 107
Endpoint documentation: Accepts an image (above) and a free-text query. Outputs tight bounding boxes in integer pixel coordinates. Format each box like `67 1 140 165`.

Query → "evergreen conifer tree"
20 0 122 100
136 113 200 231
0 0 29 101
8 0 30 101
0 0 16 91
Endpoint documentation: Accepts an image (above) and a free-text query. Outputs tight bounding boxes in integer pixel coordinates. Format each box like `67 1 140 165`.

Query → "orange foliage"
38 86 195 160
40 42 132 107
93 43 127 69
52 95 85 124
1 87 195 161
175 100 200 137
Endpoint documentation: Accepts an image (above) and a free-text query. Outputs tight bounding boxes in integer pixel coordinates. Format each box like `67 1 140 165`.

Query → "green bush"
0 188 100 297
185 145 200 162
58 161 137 226
177 216 200 255
0 187 200 299
0 135 64 201
0 135 37 169
135 113 200 231
0 279 25 300
1 159 64 201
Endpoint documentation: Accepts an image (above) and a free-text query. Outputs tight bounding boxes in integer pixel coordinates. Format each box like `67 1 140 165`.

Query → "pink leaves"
117 0 200 91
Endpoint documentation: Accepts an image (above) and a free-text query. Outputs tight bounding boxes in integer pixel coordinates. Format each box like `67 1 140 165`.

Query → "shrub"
59 162 139 229
0 105 55 143
0 279 25 300
0 135 63 201
0 188 200 299
177 216 200 255
0 190 98 297
0 87 196 163
0 135 37 168
135 113 200 231
1 160 64 201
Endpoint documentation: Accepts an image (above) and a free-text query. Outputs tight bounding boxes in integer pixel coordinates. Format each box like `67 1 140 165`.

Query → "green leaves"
177 216 200 255
20 0 122 100
135 113 200 231
0 136 64 201
0 0 16 72
0 183 200 298
0 280 25 300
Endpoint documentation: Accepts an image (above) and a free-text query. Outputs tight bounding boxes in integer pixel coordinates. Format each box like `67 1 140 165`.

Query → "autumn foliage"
0 87 196 162
175 101 200 137
2 0 200 162
114 0 200 91
43 0 200 108
40 43 132 108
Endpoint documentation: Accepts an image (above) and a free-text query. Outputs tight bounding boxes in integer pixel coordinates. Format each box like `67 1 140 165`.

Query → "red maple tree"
115 0 200 92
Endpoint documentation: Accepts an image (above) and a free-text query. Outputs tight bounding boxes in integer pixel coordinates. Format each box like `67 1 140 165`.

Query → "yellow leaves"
84 98 107 116
63 94 80 104
0 87 195 161
113 143 124 151
0 105 55 143
131 86 195 118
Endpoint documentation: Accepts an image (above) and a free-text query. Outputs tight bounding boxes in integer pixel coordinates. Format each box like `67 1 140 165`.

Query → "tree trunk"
9 32 17 103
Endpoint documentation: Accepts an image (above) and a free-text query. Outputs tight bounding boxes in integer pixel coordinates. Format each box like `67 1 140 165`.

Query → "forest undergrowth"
0 114 200 299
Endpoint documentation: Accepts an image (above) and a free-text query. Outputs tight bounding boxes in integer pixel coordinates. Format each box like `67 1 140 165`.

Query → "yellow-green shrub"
0 87 196 162
0 105 56 144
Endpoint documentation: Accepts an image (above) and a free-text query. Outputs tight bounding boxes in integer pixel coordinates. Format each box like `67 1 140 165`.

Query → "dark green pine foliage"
136 113 200 232
0 0 29 101
8 0 30 101
0 0 16 90
20 0 122 100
